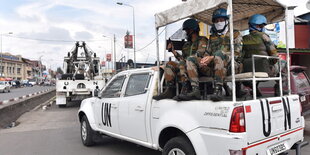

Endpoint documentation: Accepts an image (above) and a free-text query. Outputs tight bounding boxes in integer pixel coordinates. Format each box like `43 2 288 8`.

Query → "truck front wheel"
162 136 196 155
81 115 95 146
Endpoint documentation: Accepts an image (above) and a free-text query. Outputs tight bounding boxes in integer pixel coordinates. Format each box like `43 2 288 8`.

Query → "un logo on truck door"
101 102 112 127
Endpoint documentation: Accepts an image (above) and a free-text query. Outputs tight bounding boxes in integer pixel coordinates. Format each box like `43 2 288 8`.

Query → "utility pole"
116 2 136 68
39 55 43 83
103 34 116 71
113 34 116 71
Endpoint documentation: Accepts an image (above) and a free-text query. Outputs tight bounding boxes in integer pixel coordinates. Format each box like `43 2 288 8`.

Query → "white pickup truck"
78 67 306 155
78 0 308 154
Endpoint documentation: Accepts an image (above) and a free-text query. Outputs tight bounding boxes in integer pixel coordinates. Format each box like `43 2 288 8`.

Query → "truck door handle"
135 106 144 112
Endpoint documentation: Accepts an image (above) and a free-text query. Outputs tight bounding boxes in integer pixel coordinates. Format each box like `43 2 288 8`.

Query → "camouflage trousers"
164 60 188 86
271 59 288 88
186 55 214 87
226 57 243 76
199 51 227 85
164 56 209 88
242 58 287 77
165 52 231 88
271 59 287 76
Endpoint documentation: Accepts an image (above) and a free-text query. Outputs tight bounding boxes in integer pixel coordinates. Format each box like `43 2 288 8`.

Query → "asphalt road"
0 101 162 155
0 86 55 102
0 101 309 155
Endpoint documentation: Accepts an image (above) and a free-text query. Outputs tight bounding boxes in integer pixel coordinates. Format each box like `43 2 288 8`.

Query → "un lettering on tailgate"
243 96 301 144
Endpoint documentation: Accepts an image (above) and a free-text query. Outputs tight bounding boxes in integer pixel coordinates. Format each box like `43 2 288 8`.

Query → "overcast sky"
0 0 309 70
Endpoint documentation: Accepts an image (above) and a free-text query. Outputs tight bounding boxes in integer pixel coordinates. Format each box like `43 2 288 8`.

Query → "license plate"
300 96 306 102
268 143 287 155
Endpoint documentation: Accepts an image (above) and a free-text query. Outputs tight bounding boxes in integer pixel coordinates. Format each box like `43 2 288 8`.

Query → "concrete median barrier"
0 89 55 128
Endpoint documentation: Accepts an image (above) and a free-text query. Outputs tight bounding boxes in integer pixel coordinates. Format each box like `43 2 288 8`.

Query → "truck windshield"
292 71 310 92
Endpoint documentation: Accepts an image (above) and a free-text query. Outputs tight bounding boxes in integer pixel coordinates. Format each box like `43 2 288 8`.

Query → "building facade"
0 53 25 80
0 52 45 80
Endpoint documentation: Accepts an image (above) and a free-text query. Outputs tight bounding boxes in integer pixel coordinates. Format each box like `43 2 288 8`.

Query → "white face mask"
214 21 226 31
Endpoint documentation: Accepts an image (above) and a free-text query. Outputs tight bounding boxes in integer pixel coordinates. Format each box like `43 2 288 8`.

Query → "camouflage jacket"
242 30 278 59
175 36 208 60
206 30 243 59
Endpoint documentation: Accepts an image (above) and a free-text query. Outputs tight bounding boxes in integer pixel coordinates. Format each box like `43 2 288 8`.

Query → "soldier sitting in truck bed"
242 14 280 96
199 8 244 101
153 19 208 101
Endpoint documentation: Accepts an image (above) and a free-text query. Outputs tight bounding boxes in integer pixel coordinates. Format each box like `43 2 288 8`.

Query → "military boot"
173 82 191 101
153 86 176 100
274 83 280 96
178 86 201 101
210 84 223 102
223 83 231 96
236 82 247 98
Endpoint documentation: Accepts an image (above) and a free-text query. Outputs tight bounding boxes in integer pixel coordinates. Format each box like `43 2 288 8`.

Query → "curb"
32 96 56 111
0 89 56 128
0 88 55 105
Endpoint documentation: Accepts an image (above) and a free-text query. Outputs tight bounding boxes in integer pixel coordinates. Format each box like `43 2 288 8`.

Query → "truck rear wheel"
162 136 196 155
81 115 95 146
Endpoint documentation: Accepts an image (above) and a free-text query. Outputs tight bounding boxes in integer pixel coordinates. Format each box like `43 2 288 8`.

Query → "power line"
4 35 109 43
136 28 165 52
5 35 74 42
3 27 166 53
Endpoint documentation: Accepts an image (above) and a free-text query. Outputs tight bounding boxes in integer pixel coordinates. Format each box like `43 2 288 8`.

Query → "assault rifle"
166 38 186 61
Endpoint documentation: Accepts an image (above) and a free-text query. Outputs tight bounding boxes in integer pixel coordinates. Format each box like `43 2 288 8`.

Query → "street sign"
106 54 112 62
124 34 133 49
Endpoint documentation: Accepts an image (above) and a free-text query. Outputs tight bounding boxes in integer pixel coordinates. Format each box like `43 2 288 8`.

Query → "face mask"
249 24 265 32
214 21 226 31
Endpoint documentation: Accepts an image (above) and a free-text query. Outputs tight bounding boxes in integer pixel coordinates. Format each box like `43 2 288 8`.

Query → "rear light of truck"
229 106 246 133
229 150 246 155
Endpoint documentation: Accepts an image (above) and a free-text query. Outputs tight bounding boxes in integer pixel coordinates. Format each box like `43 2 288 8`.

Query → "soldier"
242 14 279 96
153 18 208 101
199 8 243 101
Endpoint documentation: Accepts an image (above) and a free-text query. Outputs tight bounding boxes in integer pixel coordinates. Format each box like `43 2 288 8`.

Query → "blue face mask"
249 24 265 32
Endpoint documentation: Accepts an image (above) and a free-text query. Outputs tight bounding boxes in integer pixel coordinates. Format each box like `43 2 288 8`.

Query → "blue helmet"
249 14 267 25
212 8 228 22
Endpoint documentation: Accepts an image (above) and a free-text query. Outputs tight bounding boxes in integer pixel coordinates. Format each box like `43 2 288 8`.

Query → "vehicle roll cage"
154 0 292 102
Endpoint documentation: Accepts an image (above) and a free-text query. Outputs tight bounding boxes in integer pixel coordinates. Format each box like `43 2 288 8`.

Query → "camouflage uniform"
242 30 284 96
164 36 208 88
242 30 278 74
202 30 243 84
185 36 208 88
